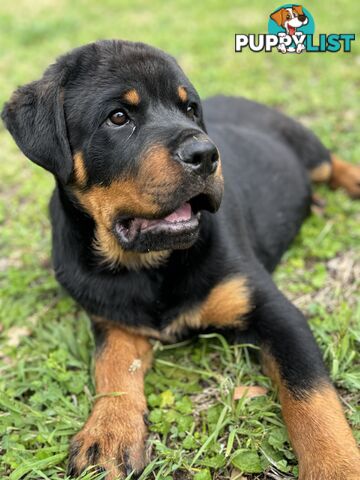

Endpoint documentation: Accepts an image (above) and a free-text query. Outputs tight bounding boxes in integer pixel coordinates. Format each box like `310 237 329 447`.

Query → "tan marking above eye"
178 86 188 103
122 89 140 105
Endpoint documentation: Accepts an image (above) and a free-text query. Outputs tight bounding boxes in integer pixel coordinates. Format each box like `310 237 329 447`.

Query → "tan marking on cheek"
73 145 181 269
75 180 160 228
310 162 332 183
178 86 188 103
163 276 251 339
73 152 88 186
122 88 140 105
74 180 167 270
75 146 180 227
139 145 183 187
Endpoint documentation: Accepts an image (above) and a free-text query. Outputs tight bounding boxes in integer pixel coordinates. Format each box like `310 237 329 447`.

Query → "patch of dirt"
288 249 359 312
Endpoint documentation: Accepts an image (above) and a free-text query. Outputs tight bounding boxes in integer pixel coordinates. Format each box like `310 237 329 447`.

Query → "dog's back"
203 96 325 270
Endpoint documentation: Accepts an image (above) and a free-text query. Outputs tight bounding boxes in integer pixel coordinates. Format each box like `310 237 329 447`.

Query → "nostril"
209 152 219 174
210 150 219 164
176 140 219 176
190 152 204 166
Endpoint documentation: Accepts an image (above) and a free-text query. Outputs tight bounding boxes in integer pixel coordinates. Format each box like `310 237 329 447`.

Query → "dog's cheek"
73 146 183 226
72 152 88 187
137 145 185 203
73 179 159 227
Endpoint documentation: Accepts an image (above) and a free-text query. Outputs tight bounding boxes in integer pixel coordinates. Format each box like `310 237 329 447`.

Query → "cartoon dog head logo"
268 4 315 53
270 5 308 36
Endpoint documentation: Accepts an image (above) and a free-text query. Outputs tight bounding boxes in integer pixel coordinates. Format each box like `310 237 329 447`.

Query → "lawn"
0 1 359 479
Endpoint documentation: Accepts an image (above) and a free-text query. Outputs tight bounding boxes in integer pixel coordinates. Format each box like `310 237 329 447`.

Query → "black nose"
298 14 306 21
176 140 219 176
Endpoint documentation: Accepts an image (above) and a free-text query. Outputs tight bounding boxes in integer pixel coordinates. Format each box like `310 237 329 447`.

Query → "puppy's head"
270 5 308 34
2 40 223 266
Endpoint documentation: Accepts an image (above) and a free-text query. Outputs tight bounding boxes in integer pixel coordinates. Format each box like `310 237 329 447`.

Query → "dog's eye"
107 110 129 127
186 104 197 120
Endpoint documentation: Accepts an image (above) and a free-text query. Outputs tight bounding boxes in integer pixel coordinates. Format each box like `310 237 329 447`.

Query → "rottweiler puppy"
2 40 360 480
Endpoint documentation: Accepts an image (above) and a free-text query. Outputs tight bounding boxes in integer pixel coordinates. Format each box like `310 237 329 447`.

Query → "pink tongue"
164 203 192 223
138 203 192 230
289 25 296 35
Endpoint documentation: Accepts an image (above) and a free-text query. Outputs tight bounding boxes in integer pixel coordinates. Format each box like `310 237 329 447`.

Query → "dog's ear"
270 8 285 26
1 74 73 184
292 5 304 16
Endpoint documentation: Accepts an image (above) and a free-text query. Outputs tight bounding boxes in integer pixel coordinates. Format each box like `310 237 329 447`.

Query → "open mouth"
288 25 296 35
115 202 200 242
113 193 214 251
112 177 223 252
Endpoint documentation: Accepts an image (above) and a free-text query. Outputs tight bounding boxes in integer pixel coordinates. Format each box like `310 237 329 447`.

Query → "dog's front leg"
68 321 152 479
252 279 360 479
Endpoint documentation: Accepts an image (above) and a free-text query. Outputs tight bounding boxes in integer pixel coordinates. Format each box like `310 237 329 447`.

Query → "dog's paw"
67 399 149 479
330 157 360 199
296 44 306 53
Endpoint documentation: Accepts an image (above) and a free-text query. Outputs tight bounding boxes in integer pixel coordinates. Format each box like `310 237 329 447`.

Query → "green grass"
0 1 359 479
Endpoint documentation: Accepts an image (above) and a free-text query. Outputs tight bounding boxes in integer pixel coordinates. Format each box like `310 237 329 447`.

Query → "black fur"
2 39 332 399
86 442 100 465
67 440 83 476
